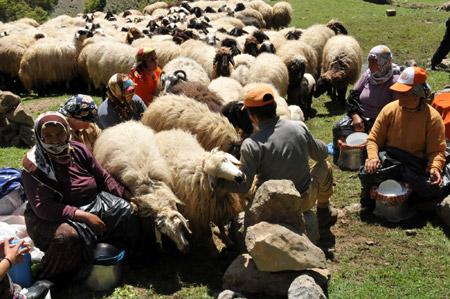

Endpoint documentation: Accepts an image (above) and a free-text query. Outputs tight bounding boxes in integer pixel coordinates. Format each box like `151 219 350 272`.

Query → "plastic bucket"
85 243 125 292
8 239 32 288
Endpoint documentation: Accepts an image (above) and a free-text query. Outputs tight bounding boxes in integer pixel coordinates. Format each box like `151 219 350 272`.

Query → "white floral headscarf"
367 45 394 85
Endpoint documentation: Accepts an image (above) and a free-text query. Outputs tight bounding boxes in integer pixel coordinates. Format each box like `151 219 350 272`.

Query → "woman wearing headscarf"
359 67 446 210
22 111 141 280
129 47 162 106
96 73 147 130
58 94 102 152
332 45 400 163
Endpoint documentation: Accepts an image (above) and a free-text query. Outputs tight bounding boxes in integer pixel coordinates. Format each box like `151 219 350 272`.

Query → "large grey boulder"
245 180 305 232
223 253 299 297
304 210 320 244
245 222 326 272
217 290 246 299
288 275 326 299
5 104 34 127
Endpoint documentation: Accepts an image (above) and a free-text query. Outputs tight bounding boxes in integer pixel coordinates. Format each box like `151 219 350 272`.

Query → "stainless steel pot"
85 243 125 292
337 147 367 171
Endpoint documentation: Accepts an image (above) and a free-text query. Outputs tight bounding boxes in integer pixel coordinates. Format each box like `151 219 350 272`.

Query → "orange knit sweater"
366 100 446 172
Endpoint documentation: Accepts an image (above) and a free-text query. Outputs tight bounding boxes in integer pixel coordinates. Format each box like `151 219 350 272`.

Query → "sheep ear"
230 56 235 66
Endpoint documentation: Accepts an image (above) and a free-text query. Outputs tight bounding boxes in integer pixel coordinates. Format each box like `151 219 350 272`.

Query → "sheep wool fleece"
366 100 446 172
222 116 334 212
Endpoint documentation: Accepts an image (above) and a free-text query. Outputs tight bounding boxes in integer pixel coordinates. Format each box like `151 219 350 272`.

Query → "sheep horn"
174 70 187 81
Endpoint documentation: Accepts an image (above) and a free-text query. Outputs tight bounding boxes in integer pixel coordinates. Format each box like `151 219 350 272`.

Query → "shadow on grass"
313 98 346 118
359 208 428 230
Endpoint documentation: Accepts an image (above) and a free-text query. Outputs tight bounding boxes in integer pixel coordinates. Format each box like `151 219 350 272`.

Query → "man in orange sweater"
129 48 162 106
360 67 446 210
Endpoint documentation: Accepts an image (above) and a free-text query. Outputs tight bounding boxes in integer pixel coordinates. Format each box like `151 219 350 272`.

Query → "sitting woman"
22 111 141 280
97 73 147 130
359 66 446 210
332 45 400 163
57 94 102 152
129 48 162 106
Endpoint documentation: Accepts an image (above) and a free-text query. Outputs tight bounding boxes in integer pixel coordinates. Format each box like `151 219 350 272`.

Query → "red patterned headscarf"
106 73 136 120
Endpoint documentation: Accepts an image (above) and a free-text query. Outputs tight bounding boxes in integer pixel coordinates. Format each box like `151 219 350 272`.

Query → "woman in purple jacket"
332 45 400 163
22 111 140 280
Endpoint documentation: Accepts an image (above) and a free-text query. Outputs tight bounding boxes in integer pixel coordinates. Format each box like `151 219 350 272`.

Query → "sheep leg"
337 86 347 103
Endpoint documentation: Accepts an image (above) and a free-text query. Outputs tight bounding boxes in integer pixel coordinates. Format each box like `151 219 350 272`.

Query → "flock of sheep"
0 0 365 253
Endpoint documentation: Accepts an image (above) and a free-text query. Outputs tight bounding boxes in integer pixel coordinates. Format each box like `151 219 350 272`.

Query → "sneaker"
316 206 338 228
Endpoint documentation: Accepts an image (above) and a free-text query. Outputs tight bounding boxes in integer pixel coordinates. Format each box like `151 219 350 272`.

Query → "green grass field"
1 0 450 298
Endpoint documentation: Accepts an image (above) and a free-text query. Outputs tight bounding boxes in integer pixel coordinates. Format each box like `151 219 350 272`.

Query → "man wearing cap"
97 73 147 130
129 48 162 106
361 66 446 209
58 94 102 152
220 85 337 229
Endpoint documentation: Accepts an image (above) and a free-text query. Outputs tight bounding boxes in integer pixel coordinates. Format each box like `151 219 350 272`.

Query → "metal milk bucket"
337 132 368 170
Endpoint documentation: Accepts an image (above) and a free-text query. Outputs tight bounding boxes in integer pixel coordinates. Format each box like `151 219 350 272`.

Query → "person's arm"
301 122 328 162
425 110 447 184
22 169 77 222
133 95 147 119
0 238 30 281
72 210 106 235
364 106 391 173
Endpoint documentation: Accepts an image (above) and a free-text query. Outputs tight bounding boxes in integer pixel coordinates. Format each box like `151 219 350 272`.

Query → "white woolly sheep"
271 1 293 30
82 40 137 90
154 129 246 254
276 40 318 76
244 0 273 28
288 105 305 122
230 53 256 86
208 76 243 103
93 121 191 253
141 93 241 156
299 24 335 75
161 56 211 86
18 28 92 93
143 2 169 15
0 35 35 91
314 35 362 102
246 52 289 97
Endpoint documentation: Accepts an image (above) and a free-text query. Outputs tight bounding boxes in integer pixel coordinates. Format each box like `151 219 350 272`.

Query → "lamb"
288 105 305 122
18 28 93 94
154 129 246 254
244 0 273 29
141 94 241 157
125 27 144 44
143 2 169 15
246 53 289 98
271 1 293 30
235 8 266 28
94 121 191 253
314 35 362 102
221 100 254 137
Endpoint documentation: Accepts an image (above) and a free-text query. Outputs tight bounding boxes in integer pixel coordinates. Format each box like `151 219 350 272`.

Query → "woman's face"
145 56 158 72
42 124 66 144
398 90 421 109
368 57 379 73
67 117 90 131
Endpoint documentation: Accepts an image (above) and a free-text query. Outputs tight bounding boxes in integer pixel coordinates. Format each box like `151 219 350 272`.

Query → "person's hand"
3 238 30 265
352 114 365 132
85 213 107 235
429 169 442 186
364 158 380 174
74 210 107 235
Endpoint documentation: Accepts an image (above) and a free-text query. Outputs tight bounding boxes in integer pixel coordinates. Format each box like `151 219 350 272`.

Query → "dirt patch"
22 98 66 118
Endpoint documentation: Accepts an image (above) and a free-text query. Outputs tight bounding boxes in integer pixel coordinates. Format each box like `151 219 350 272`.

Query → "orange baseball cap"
390 66 427 92
243 86 275 109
